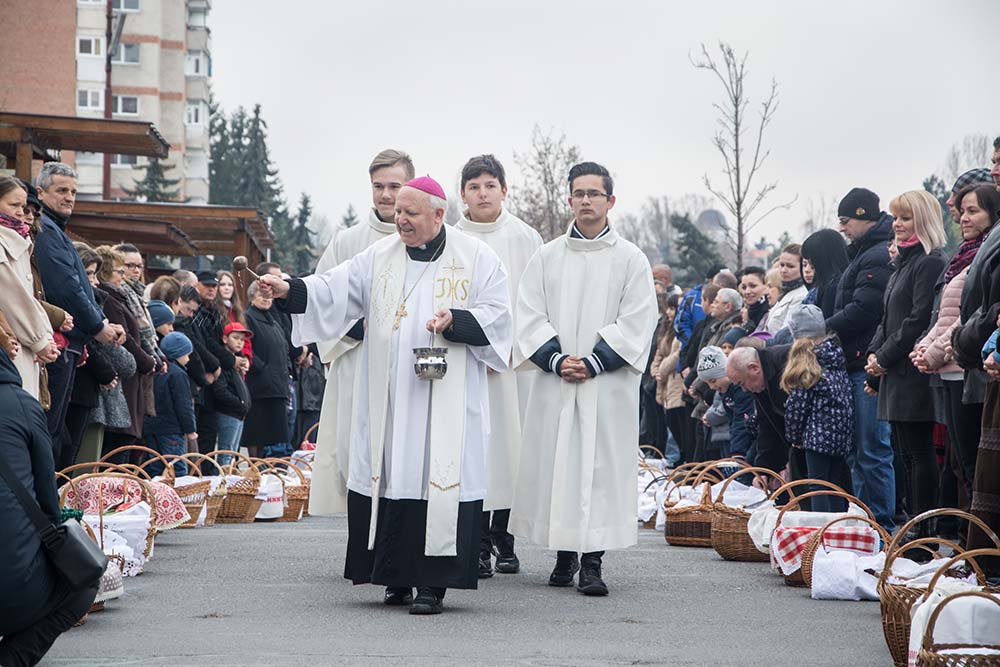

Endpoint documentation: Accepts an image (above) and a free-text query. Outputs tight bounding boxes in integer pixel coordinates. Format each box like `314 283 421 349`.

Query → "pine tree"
237 104 283 217
286 193 316 275
670 212 723 286
123 157 181 202
341 204 360 229
208 93 235 205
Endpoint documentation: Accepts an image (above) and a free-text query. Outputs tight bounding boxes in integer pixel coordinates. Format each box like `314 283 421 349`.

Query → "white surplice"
290 228 512 556
455 208 543 511
508 223 657 552
309 210 397 516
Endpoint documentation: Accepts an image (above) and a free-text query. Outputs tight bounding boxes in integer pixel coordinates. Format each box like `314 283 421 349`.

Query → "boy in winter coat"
213 322 252 463
780 305 854 512
145 332 197 476
697 346 756 461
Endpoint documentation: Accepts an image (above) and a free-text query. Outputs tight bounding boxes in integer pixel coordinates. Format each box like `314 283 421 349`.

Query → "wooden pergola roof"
0 112 170 181
67 214 198 256
71 200 273 266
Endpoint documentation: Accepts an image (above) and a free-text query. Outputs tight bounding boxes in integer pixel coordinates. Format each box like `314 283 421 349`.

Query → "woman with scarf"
0 177 60 401
762 244 807 335
913 182 996 509
865 191 947 523
214 270 253 366
800 229 850 318
94 246 157 456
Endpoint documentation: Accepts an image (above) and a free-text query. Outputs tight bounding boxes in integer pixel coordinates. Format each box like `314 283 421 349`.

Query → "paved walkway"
44 516 891 666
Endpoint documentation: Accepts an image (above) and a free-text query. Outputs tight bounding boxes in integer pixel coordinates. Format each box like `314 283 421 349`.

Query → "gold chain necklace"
393 239 445 330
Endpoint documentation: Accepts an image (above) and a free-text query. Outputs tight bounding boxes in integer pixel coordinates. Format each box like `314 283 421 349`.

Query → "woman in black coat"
0 351 98 666
865 191 947 521
801 229 850 319
241 282 291 458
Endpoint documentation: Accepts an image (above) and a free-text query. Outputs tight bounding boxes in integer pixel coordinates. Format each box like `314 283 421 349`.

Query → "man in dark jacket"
33 163 124 461
726 345 791 474
826 187 896 532
0 351 98 666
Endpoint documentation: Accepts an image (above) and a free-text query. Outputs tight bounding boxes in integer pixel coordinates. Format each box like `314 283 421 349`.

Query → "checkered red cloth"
771 525 879 576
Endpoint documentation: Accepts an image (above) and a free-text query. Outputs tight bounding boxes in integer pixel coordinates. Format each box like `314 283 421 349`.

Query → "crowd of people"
2 133 999 660
642 137 1000 566
0 163 324 665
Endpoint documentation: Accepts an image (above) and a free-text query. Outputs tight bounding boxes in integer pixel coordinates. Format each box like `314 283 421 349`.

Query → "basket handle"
58 461 147 478
663 461 705 486
60 472 159 527
876 537 967 587
884 508 1000 572
770 478 846 506
284 455 313 472
204 449 261 478
716 466 785 503
158 454 203 478
99 445 174 482
691 457 748 487
261 458 306 484
249 459 288 488
639 445 664 459
183 452 224 477
301 421 320 445
773 489 873 533
812 515 890 555
921 589 1000 651
643 473 670 494
921 548 1000 601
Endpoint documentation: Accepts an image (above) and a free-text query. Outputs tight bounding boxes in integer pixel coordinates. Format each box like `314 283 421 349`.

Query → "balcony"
185 123 208 147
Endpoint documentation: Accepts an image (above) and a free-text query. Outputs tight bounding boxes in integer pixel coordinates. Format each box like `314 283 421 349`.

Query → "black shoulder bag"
0 455 107 591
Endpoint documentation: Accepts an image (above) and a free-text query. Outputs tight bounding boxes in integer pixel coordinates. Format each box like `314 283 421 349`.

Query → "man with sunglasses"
510 162 657 596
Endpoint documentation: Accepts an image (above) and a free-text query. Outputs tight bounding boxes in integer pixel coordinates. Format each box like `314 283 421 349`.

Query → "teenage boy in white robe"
309 149 414 517
259 176 512 615
510 162 657 596
455 154 543 578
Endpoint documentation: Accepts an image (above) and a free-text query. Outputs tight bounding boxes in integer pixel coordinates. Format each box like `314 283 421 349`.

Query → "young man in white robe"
509 162 658 596
259 176 512 615
455 154 543 578
309 149 414 517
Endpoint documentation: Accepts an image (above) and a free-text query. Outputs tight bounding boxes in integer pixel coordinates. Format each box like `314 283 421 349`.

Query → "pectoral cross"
393 302 408 330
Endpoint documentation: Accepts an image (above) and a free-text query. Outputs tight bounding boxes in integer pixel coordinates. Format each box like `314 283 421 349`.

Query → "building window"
77 89 103 110
111 0 140 11
111 95 139 116
185 102 207 125
185 50 209 77
111 43 140 64
77 36 102 56
111 154 139 167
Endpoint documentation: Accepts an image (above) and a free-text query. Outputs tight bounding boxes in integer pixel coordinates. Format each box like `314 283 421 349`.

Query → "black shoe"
578 556 609 596
383 587 413 606
495 552 520 574
479 551 494 579
548 553 579 587
409 588 444 615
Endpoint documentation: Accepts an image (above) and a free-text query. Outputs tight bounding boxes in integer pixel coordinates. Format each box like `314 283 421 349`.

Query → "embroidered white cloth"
907 588 999 667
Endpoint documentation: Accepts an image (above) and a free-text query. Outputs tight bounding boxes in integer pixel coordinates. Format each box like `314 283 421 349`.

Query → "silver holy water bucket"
414 329 448 380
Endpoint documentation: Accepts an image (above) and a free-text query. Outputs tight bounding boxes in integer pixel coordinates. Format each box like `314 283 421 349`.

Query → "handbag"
0 454 108 591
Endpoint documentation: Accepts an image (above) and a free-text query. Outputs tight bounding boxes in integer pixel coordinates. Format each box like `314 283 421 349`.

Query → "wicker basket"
58 472 159 560
915 589 1000 667
878 510 1000 667
145 455 211 528
263 458 308 522
209 450 262 523
711 466 785 562
663 458 747 547
182 453 228 526
772 488 871 587
799 514 889 589
287 455 313 517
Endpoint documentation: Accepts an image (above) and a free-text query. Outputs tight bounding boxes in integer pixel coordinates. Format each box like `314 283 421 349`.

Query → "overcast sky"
210 0 1000 244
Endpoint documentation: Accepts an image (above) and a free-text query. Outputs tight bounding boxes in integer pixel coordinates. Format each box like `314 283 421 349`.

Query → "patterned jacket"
784 339 854 457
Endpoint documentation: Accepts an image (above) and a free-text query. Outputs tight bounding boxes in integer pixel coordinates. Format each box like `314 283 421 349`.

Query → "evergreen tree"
286 193 316 275
208 93 235 205
123 157 181 202
341 204 360 229
924 174 961 253
769 231 793 265
237 104 283 217
670 212 723 286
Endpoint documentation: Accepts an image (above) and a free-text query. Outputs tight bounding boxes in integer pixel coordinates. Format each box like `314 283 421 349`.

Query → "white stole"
366 232 481 556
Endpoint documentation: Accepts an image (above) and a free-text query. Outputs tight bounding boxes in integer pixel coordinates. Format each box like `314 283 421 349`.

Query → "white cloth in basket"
747 502 865 557
83 501 152 575
255 473 286 519
907 588 999 667
810 549 884 601
711 480 767 509
195 476 227 526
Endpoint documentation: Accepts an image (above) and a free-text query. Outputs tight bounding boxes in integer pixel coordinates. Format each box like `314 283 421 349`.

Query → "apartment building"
74 0 212 202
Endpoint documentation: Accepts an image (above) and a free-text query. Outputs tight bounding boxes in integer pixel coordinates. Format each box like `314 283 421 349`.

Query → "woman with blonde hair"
865 190 947 521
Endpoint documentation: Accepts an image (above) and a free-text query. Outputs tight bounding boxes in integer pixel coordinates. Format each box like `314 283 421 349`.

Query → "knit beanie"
951 168 993 196
160 332 193 360
721 326 748 348
147 300 175 328
786 304 827 340
697 346 728 381
837 187 880 222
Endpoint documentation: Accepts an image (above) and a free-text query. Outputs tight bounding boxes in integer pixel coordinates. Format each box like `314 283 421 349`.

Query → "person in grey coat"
865 190 947 522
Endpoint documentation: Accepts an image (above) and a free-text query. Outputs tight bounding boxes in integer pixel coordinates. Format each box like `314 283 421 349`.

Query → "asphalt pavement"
44 516 891 666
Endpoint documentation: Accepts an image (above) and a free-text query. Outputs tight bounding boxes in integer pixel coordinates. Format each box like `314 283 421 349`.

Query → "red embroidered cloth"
65 477 190 530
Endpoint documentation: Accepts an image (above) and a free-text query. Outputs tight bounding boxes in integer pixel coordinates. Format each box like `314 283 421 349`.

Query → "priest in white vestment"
455 154 542 578
260 176 512 616
509 162 657 597
309 149 414 516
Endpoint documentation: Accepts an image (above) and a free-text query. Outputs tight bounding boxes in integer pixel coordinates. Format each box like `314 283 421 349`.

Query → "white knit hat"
697 346 728 381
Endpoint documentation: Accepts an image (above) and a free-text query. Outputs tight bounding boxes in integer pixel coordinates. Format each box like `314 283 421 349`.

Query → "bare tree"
691 42 796 269
943 133 993 183
802 194 838 237
509 125 582 241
